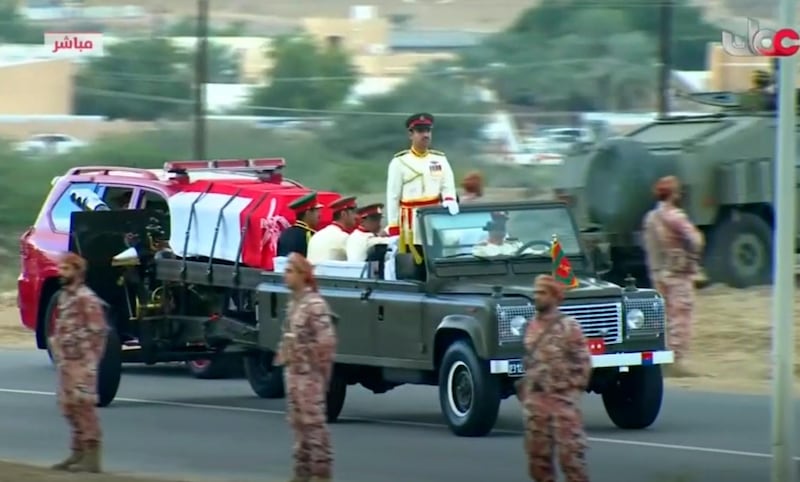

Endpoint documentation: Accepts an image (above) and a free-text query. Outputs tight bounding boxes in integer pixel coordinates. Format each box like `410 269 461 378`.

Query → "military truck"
556 92 794 288
69 190 673 437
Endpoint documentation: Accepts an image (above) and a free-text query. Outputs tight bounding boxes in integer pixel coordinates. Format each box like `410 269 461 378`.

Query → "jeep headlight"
509 316 527 336
626 309 645 330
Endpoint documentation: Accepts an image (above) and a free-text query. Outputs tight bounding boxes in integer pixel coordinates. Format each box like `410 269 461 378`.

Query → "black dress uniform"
277 191 322 257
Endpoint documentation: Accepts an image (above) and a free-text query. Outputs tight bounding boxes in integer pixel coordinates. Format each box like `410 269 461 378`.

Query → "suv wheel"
438 340 500 437
601 365 663 429
243 351 285 399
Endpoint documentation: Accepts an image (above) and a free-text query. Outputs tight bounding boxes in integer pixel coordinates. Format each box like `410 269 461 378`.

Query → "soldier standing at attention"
307 196 358 263
642 176 704 377
275 253 337 482
520 274 592 482
277 191 323 257
346 203 387 262
386 113 458 264
49 253 109 473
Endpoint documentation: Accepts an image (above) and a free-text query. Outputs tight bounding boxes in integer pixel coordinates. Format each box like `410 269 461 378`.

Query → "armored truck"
68 176 673 436
556 92 798 288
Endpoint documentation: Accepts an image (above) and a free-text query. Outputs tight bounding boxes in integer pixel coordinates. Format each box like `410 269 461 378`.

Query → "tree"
207 42 241 83
249 35 357 115
0 0 45 43
73 39 192 120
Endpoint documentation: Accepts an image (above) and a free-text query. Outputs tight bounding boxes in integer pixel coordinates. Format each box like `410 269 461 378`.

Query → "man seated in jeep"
472 213 524 257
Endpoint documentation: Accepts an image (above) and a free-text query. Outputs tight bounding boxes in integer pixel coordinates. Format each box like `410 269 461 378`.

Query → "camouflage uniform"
521 311 592 482
277 288 337 482
642 202 704 363
49 285 108 471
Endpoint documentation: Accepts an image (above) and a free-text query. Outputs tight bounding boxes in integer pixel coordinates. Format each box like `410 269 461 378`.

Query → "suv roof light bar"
163 158 286 173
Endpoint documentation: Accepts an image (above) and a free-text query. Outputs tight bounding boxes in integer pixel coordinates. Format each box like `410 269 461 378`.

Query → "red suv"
17 160 305 379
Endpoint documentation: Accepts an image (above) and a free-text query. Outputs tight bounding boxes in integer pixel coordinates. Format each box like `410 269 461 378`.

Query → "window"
138 191 171 237
102 186 135 210
50 182 99 232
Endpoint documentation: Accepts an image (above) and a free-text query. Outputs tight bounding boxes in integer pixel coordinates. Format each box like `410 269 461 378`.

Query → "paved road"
0 349 797 482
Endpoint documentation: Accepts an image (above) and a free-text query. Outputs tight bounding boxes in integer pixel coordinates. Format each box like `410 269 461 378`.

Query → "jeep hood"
438 276 623 299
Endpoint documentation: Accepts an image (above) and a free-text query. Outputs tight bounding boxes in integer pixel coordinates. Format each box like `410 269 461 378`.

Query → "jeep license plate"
507 359 524 377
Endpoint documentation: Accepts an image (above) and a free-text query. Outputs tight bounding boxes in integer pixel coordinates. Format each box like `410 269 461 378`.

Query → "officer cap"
289 191 323 213
357 203 384 219
328 196 358 213
406 112 434 130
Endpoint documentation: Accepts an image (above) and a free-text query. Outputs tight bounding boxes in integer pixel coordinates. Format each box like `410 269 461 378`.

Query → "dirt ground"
1 283 799 393
0 461 237 482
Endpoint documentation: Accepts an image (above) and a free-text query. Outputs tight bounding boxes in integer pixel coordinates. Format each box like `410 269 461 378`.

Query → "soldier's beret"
328 196 358 213
406 112 434 129
289 191 323 213
357 203 384 219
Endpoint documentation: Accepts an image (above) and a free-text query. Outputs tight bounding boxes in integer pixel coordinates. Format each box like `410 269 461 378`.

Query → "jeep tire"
243 351 285 399
326 365 347 423
601 365 663 429
707 212 772 288
438 340 500 437
97 329 122 407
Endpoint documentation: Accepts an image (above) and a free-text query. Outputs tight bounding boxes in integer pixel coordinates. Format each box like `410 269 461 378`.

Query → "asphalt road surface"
0 349 797 482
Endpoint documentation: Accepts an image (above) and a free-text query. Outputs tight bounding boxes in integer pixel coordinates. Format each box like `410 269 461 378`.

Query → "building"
0 58 76 115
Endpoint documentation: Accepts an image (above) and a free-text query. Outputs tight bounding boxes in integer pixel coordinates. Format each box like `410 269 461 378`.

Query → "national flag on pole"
551 235 579 288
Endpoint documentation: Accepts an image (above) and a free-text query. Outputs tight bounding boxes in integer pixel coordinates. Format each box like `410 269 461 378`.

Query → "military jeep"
244 201 673 437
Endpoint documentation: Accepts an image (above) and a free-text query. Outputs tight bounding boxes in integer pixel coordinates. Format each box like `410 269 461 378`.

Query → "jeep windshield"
422 204 582 262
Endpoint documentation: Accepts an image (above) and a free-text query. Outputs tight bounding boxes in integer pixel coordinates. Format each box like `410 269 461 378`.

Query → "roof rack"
163 158 286 174
65 166 160 180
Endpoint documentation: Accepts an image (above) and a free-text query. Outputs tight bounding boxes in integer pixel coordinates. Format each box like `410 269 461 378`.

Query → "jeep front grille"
623 296 665 333
497 302 623 345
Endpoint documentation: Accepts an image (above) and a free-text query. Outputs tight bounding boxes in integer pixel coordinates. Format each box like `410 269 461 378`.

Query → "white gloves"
442 199 460 216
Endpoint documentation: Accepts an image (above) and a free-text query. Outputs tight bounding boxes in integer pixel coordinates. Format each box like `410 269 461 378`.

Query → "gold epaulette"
393 149 409 158
429 149 445 156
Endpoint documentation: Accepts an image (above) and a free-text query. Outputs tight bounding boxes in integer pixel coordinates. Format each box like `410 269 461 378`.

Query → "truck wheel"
97 329 122 408
42 291 60 365
601 365 663 429
187 355 241 380
438 340 500 437
709 212 772 288
243 351 285 399
326 366 347 423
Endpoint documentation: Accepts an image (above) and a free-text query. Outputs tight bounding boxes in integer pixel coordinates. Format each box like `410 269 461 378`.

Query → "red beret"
461 171 484 195
534 274 565 302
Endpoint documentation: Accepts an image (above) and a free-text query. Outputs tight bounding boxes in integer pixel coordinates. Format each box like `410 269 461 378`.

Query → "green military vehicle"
555 91 788 288
70 194 673 437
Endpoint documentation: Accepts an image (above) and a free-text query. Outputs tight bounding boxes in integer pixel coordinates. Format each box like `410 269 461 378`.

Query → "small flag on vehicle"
551 234 579 289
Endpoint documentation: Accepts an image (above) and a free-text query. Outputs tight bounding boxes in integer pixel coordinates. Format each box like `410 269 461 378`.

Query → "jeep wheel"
97 329 122 407
708 212 772 288
243 351 285 399
438 340 500 437
187 354 242 380
326 366 347 423
602 365 663 429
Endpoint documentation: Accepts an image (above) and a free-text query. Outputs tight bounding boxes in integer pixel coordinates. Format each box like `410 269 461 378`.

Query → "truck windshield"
422 206 582 261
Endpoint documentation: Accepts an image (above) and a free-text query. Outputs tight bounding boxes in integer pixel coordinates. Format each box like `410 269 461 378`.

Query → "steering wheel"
515 240 551 256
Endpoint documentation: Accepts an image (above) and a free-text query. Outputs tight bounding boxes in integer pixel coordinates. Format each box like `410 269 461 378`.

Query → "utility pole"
771 0 797 478
657 0 673 118
193 0 209 160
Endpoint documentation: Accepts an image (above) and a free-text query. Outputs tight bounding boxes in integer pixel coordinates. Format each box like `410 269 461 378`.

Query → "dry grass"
0 460 251 482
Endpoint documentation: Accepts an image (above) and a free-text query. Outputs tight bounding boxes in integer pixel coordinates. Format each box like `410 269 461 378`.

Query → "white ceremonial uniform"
472 241 524 257
386 149 458 249
307 223 349 264
346 228 389 262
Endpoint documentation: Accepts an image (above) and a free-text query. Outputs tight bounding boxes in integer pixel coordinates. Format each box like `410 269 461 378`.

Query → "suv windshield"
422 205 582 261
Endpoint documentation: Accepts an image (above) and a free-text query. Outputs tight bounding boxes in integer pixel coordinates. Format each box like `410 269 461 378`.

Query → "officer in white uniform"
346 203 388 262
386 113 458 264
472 214 525 257
307 196 358 264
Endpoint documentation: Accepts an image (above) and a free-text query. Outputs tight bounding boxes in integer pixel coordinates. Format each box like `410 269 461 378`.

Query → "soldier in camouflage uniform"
642 176 704 377
275 252 337 482
49 253 109 473
519 274 592 482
